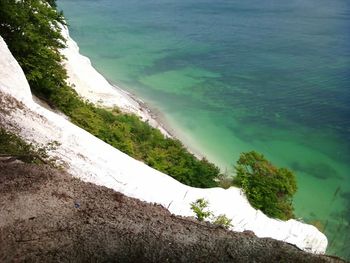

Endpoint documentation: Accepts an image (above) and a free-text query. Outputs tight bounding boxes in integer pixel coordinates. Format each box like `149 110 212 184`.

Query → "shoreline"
60 24 170 136
0 29 328 255
60 24 206 160
109 80 207 160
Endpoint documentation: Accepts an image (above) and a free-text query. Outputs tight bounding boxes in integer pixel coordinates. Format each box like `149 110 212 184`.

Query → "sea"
57 0 350 259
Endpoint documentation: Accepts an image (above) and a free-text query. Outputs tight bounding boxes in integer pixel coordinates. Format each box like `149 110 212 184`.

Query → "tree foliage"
233 151 297 220
0 0 66 99
0 0 221 188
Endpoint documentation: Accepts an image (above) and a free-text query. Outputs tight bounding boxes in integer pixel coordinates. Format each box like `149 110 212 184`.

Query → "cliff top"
0 161 344 263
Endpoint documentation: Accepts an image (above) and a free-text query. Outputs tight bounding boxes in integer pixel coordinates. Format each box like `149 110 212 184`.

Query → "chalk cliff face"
59 25 171 137
0 35 328 254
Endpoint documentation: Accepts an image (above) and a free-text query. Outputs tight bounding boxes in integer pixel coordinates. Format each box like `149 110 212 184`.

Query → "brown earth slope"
0 162 344 263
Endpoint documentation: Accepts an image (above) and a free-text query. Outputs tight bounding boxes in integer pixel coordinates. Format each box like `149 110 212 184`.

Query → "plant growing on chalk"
190 198 233 229
213 214 233 229
0 128 60 166
215 168 234 189
190 198 213 221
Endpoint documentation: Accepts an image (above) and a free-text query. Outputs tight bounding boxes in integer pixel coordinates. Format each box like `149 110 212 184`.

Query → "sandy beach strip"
59 24 209 160
59 25 171 138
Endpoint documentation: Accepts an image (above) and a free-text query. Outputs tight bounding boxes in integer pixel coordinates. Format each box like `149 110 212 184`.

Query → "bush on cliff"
0 128 55 164
0 1 299 215
233 151 297 220
0 0 66 99
0 0 220 188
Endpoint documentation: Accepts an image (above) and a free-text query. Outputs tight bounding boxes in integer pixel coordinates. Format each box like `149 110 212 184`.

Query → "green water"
57 0 350 258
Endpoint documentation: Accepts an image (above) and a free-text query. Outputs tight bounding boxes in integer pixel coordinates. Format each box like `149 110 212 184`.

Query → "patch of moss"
0 128 45 164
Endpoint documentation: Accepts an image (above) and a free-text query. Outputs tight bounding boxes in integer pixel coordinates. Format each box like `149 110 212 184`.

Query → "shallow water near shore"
57 0 350 258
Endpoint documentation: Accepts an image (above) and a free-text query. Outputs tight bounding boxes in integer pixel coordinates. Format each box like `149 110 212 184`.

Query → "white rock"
59 24 171 137
0 36 328 254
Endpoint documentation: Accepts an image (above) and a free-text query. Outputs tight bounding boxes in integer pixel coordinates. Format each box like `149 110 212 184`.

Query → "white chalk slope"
60 25 171 137
0 36 327 254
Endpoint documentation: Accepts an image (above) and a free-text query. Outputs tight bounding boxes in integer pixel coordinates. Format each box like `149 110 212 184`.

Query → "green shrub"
0 128 57 165
190 198 213 221
0 0 66 100
0 0 221 188
233 151 297 220
213 214 233 229
190 198 233 229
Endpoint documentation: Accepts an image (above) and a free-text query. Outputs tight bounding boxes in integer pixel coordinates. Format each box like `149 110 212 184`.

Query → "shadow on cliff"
0 161 346 263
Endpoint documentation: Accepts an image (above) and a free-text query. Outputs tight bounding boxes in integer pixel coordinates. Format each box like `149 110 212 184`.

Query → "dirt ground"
0 161 345 263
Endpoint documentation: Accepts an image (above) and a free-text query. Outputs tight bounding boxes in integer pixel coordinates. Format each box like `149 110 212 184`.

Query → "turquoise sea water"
57 0 350 258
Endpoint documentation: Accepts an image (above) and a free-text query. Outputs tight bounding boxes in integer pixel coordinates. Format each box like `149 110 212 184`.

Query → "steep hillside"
0 29 328 255
0 161 344 263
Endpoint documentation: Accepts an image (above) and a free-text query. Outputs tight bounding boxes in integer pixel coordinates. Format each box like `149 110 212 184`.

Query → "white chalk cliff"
59 25 171 137
0 34 328 254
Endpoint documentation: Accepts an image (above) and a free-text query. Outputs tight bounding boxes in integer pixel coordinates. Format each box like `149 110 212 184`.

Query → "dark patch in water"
290 162 340 180
99 54 123 60
340 191 350 200
328 191 350 258
225 123 270 143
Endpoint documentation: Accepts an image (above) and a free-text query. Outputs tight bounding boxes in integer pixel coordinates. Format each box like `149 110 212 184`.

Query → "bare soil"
0 162 345 263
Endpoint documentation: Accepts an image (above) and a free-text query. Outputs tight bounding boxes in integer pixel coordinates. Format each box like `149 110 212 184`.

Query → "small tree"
233 151 297 220
190 198 234 229
190 198 212 221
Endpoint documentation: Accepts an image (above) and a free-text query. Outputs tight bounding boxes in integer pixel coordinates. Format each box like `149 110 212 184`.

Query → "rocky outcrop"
0 35 328 254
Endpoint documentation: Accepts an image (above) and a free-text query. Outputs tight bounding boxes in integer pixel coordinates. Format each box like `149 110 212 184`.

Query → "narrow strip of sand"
59 24 171 138
59 24 208 159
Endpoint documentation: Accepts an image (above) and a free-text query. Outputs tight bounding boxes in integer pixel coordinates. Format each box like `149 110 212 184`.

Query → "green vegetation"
190 198 213 221
233 151 297 220
216 169 233 189
213 214 233 229
0 0 66 100
0 128 54 164
0 1 299 218
0 0 220 188
53 93 220 187
190 198 233 229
